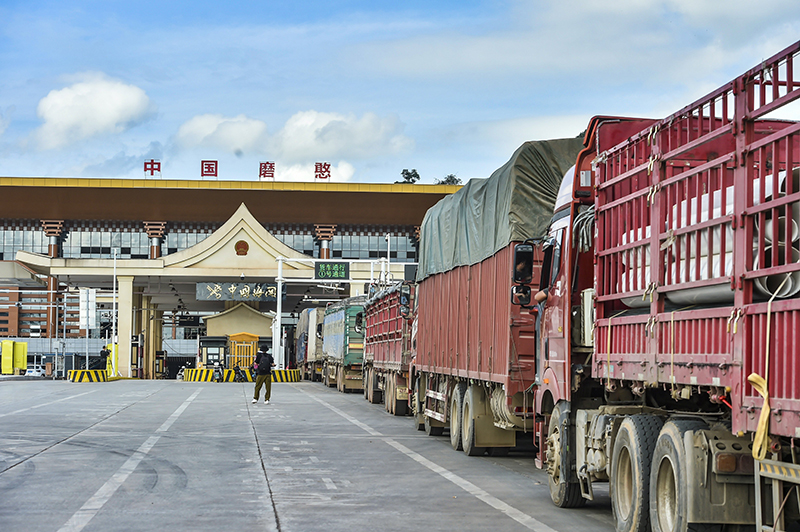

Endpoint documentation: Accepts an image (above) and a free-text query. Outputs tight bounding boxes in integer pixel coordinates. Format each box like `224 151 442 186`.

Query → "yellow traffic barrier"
184 369 214 382
271 369 300 382
68 370 108 382
181 368 298 382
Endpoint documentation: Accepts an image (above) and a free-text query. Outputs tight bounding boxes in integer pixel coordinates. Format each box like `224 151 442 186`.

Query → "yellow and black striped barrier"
68 370 108 382
182 368 299 382
271 369 300 382
184 368 214 382
221 369 254 382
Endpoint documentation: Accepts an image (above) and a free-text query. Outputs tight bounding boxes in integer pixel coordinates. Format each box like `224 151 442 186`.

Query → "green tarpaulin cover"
417 138 583 281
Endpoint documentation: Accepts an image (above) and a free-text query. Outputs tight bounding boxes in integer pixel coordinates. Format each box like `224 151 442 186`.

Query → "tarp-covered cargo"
322 296 367 366
416 138 583 281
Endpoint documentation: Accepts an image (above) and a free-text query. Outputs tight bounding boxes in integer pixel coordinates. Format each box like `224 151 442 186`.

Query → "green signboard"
315 261 349 280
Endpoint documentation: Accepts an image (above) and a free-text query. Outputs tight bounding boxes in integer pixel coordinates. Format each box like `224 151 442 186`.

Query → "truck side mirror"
400 305 410 318
354 312 363 333
400 285 411 306
316 323 323 339
513 244 534 284
511 285 532 307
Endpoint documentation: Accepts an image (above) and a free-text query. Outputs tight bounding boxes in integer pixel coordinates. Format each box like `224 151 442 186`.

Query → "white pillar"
117 276 134 378
275 259 284 369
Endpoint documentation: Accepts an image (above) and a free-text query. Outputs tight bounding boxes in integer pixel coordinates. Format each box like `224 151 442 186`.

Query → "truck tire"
363 369 369 400
449 383 465 450
546 401 585 508
461 386 486 456
649 419 710 532
610 415 664 532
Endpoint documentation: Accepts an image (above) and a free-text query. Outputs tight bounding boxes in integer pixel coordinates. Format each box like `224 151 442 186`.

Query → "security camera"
240 273 245 281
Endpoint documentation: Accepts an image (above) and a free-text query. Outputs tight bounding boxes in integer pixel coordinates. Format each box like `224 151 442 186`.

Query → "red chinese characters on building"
201 160 218 177
144 159 161 176
259 162 275 180
315 162 331 180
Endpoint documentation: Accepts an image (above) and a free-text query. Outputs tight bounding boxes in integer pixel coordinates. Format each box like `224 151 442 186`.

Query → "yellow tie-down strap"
748 372 771 461
748 275 789 461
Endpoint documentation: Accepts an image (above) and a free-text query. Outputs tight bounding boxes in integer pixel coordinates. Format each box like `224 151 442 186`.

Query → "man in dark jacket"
252 349 274 404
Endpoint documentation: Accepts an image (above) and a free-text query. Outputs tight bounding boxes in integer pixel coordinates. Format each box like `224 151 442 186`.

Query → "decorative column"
117 276 134 378
143 221 167 259
314 224 337 259
41 220 64 339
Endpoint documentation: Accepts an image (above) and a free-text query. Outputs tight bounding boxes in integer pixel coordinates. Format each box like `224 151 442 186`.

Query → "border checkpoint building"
0 176 459 379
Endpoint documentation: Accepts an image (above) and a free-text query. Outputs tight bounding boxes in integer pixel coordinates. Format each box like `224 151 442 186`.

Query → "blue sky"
1 1 799 183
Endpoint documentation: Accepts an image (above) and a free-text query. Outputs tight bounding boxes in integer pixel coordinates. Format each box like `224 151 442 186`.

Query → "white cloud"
271 110 413 163
33 73 154 150
352 0 800 87
173 110 413 165
175 114 268 156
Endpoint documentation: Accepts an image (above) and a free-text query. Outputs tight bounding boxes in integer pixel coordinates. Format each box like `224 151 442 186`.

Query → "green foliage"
396 168 420 184
435 174 462 185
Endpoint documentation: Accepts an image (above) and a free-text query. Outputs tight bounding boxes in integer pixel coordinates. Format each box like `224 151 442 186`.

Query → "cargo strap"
749 275 789 461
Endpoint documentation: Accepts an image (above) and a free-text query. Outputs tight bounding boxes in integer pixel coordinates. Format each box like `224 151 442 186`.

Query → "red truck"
361 282 415 415
412 137 583 454
509 41 800 532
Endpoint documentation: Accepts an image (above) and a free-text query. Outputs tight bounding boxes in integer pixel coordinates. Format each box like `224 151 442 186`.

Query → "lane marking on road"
302 390 555 532
0 390 97 418
322 478 337 490
57 388 202 532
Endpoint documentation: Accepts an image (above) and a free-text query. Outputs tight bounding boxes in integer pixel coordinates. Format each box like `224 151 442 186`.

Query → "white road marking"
322 478 337 490
302 388 555 532
57 389 202 532
0 390 97 418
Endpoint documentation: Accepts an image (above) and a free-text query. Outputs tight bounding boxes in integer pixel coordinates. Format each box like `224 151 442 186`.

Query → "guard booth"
229 332 258 369
200 303 273 369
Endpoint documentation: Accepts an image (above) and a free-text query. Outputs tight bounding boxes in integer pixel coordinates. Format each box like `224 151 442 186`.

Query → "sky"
1 1 799 184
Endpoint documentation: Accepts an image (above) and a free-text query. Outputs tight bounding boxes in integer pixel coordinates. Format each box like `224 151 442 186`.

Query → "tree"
435 174 462 185
396 169 420 184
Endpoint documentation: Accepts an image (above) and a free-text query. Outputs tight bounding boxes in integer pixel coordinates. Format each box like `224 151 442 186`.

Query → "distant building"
0 177 459 376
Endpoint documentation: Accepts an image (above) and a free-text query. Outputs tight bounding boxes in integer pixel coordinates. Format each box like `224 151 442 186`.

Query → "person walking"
252 348 274 404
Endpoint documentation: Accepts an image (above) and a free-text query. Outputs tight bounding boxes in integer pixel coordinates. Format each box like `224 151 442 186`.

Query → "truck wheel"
610 415 664 532
546 402 585 508
363 370 369 400
449 383 465 450
461 387 486 456
649 419 709 532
